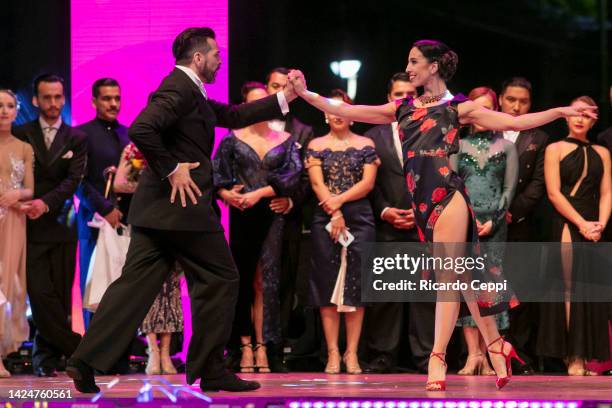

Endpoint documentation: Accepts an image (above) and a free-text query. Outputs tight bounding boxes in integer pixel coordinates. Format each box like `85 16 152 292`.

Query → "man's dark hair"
241 81 266 102
172 27 216 65
33 74 65 96
387 72 411 95
500 77 532 98
265 67 289 85
92 78 120 98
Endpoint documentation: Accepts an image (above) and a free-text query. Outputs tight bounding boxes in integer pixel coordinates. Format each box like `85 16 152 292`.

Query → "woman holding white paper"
305 89 379 375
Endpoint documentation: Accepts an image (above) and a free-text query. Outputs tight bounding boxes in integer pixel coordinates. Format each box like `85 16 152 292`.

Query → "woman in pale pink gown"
0 89 34 377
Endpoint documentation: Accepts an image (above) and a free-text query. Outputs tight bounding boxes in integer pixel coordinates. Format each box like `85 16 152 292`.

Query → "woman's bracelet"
331 214 343 221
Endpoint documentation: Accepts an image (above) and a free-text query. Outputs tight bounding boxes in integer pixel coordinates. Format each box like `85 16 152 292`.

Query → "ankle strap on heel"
430 352 447 367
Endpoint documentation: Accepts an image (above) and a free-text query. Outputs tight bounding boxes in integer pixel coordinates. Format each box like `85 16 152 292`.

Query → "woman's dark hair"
328 88 353 105
412 39 458 82
240 81 267 102
468 86 499 111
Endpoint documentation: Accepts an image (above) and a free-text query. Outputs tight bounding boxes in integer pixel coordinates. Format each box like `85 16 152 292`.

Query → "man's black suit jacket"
128 68 283 232
14 120 87 243
364 123 418 242
508 128 549 225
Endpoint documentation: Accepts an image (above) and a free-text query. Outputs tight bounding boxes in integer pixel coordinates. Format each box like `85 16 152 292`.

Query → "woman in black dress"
540 96 611 375
288 40 597 390
213 82 302 373
306 89 379 375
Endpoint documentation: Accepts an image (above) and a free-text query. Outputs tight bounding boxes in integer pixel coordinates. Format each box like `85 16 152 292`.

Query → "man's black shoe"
35 367 57 377
66 358 100 394
363 356 394 374
200 371 261 392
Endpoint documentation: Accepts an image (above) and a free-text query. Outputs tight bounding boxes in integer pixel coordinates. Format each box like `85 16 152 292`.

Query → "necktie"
43 127 55 149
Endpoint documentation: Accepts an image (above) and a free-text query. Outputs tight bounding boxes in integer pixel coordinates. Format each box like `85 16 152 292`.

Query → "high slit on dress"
537 138 610 362
396 95 513 315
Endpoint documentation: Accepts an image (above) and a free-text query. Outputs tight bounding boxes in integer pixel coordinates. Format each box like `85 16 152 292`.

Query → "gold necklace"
417 91 446 105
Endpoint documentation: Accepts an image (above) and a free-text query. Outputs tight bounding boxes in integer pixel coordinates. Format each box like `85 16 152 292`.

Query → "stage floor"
1 373 611 403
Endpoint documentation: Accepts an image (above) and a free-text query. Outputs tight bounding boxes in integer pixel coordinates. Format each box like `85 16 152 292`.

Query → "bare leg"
458 327 483 375
145 333 161 375
252 264 270 372
239 335 254 373
344 307 364 374
478 336 495 375
0 354 11 377
428 191 469 385
320 307 341 374
159 332 177 374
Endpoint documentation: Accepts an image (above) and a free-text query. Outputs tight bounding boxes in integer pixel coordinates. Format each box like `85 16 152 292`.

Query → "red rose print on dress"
431 187 447 203
411 108 427 121
420 118 437 133
406 172 416 193
417 226 425 242
438 166 450 176
444 128 458 144
419 203 427 213
407 150 415 158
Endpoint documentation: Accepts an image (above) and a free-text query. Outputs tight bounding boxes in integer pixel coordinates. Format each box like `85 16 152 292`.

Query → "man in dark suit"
362 73 434 373
76 78 129 328
498 77 549 375
265 67 315 371
14 74 87 377
66 27 297 393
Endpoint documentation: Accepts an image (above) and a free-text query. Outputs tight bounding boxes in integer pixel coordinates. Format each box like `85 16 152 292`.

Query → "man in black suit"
265 67 315 371
76 78 129 328
14 74 87 377
498 77 549 375
66 27 297 393
362 73 434 373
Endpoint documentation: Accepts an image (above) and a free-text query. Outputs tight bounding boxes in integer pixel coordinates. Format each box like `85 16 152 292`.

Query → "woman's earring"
350 121 354 126
325 117 329 124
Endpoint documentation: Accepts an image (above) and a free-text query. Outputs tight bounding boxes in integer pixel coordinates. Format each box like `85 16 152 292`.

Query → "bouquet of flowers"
123 143 147 183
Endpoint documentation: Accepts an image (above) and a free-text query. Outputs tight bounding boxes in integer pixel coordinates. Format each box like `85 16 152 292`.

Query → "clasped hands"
579 220 604 242
218 185 290 213
0 190 49 220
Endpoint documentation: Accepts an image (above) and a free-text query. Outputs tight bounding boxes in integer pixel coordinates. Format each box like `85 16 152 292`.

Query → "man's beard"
200 64 218 83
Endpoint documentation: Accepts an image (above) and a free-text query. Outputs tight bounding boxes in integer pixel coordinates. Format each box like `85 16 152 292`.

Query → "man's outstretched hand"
169 162 202 207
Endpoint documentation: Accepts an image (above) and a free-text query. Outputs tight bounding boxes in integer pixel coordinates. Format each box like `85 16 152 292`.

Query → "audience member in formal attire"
265 67 315 371
499 77 549 375
539 96 611 375
14 75 87 377
114 142 184 375
305 89 379 375
67 27 297 394
213 81 302 373
0 89 33 378
362 73 426 373
451 87 518 376
76 78 129 328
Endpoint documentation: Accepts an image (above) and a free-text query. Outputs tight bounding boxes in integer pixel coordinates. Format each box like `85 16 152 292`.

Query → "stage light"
330 60 362 100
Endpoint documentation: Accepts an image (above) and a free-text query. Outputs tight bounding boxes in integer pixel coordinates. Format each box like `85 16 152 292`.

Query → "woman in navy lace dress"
288 40 597 390
213 82 302 373
306 89 379 375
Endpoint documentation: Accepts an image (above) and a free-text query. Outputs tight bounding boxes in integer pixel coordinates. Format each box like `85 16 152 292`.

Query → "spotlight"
330 60 362 100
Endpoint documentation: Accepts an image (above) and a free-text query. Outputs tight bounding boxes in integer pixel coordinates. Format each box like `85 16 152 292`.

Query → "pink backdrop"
71 0 229 362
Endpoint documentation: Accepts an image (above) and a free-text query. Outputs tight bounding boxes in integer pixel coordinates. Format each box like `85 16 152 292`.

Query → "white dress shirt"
503 130 520 144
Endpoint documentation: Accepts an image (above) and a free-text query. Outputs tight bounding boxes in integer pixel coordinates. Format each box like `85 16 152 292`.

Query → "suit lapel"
27 122 49 165
515 130 533 156
47 124 69 164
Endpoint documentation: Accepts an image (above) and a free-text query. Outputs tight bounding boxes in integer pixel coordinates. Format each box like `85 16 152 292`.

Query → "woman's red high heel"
487 336 525 390
425 352 447 391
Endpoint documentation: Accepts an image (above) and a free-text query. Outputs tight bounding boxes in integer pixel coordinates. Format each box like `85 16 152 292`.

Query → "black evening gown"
212 132 302 344
537 138 610 362
306 146 378 309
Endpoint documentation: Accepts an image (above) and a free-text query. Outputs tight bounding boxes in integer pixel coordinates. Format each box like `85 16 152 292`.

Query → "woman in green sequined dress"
451 87 518 375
